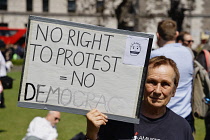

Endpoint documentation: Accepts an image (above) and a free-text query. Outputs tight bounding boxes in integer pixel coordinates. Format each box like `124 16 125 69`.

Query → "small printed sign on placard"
123 35 149 66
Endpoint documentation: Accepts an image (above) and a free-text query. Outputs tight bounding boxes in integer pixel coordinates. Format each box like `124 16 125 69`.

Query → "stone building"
0 0 209 48
0 0 121 28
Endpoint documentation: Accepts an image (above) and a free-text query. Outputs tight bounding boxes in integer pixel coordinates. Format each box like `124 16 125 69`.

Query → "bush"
12 59 24 65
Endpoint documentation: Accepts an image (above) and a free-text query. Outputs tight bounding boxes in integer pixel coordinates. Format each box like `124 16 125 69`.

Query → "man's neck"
164 40 176 45
141 101 167 119
158 39 176 47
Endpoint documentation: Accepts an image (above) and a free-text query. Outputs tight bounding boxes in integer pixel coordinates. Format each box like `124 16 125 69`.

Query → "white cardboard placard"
18 16 153 123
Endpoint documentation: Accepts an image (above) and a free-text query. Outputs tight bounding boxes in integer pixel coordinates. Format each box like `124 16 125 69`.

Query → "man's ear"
172 91 175 97
175 31 179 38
156 32 160 39
172 86 177 97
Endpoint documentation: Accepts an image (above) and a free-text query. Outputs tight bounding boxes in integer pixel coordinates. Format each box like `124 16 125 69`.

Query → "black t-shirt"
98 108 194 140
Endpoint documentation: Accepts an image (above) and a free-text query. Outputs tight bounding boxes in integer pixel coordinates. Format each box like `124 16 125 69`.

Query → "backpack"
192 49 210 119
202 49 210 75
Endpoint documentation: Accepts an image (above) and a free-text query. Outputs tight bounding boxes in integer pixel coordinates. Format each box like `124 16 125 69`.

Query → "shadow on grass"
0 130 7 133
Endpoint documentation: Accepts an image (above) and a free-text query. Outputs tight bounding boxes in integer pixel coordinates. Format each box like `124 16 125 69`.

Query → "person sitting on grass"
22 111 61 140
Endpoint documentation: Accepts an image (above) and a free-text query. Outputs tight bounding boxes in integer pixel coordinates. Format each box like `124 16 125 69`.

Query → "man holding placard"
85 56 193 140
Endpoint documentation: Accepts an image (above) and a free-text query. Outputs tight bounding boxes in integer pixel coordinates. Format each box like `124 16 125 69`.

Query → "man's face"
144 65 176 108
183 34 194 48
49 111 61 126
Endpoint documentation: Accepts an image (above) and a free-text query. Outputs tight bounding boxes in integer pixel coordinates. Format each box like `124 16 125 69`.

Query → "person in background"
150 19 195 133
22 111 61 140
85 56 193 140
13 44 25 59
176 31 197 57
0 40 7 108
2 44 14 72
196 32 210 53
195 45 210 140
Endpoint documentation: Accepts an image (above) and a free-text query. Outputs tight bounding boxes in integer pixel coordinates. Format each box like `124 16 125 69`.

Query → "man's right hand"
86 109 108 140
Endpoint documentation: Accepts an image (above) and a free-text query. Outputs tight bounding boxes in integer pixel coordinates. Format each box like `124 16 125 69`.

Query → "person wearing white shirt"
0 41 7 108
23 111 61 140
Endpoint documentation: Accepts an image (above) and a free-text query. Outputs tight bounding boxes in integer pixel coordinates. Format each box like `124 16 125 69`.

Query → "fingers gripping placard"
18 16 153 123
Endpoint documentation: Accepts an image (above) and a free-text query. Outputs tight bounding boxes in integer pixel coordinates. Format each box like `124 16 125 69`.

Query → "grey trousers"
24 136 42 140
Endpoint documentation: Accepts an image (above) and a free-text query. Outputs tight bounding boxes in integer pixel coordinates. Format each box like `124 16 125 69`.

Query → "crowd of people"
21 19 209 140
1 19 209 140
85 19 210 140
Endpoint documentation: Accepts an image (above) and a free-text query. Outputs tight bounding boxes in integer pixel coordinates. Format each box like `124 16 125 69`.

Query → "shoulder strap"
193 60 210 98
202 49 210 72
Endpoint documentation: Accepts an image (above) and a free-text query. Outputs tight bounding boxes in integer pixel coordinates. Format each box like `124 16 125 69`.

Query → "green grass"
0 65 206 140
0 66 86 140
195 118 205 140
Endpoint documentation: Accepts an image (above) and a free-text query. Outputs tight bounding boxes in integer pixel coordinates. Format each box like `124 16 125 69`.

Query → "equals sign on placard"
60 76 67 80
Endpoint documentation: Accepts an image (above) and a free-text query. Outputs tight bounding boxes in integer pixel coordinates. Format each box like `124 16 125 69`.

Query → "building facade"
0 0 121 28
0 0 209 48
